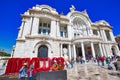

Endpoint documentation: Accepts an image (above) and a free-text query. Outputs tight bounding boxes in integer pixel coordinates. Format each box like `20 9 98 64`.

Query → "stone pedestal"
34 70 67 80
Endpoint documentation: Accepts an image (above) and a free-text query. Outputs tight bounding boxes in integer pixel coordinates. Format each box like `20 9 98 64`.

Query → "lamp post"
11 46 15 58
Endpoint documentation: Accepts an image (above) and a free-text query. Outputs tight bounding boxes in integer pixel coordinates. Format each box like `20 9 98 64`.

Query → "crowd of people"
64 55 120 71
6 55 120 80
96 56 120 70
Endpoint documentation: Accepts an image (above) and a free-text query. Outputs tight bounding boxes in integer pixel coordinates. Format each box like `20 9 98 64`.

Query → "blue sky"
0 0 120 53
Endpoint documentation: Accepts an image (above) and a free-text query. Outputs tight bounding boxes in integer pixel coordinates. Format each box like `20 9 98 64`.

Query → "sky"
0 0 120 53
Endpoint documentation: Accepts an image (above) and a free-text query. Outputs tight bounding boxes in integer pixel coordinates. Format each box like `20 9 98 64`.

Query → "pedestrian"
106 57 113 70
96 56 100 66
70 58 75 68
100 56 105 67
27 64 35 80
18 62 28 80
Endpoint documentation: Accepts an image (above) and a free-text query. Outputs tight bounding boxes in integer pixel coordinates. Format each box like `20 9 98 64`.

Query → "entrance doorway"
38 45 48 58
76 47 82 57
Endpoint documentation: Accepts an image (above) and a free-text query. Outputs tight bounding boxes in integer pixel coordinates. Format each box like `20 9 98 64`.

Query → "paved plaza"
67 63 120 80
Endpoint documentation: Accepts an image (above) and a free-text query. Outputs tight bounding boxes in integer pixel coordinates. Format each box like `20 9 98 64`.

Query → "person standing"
106 57 113 70
27 64 35 80
100 56 105 67
70 58 75 68
96 56 100 66
18 63 28 80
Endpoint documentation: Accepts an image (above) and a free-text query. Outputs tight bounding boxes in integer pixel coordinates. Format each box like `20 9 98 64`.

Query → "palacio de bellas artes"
13 5 120 60
1 4 120 80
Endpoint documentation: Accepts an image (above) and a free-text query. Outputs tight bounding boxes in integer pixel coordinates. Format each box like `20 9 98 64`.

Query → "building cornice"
16 38 26 42
25 35 71 42
72 36 102 42
21 9 69 22
29 9 59 17
91 24 112 29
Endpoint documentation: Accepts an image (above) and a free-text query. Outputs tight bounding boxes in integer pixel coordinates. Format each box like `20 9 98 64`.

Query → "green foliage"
0 52 11 56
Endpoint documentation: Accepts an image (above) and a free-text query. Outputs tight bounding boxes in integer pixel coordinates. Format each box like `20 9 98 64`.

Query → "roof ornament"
70 5 75 12
60 11 64 15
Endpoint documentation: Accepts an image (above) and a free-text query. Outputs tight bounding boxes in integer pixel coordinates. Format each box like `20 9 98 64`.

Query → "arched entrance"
38 45 48 58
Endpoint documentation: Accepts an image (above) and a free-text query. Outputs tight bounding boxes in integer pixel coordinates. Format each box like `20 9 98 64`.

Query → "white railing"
0 56 11 60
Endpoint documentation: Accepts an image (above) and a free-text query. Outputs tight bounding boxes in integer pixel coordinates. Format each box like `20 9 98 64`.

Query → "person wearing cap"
18 62 28 80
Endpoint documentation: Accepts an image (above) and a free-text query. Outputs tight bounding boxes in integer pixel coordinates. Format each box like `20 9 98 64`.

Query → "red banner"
5 57 65 74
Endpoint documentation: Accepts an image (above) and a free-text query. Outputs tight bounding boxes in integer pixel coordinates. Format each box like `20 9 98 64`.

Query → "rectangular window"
64 27 67 30
43 29 46 34
43 23 47 27
74 33 76 37
48 30 50 34
38 29 41 34
39 23 42 26
105 31 111 41
93 30 98 35
60 31 63 37
48 24 50 28
64 32 68 38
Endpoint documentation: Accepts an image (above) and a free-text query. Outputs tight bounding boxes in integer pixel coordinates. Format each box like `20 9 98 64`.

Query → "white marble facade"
13 5 120 61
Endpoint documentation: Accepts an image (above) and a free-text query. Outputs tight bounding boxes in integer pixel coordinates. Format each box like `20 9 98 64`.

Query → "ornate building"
13 5 120 61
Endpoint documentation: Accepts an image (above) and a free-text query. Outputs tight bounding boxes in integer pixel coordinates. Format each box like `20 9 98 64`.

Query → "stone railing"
0 56 11 60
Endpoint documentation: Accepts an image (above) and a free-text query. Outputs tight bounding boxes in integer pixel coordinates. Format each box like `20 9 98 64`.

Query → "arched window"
42 8 50 12
72 17 87 37
38 45 48 58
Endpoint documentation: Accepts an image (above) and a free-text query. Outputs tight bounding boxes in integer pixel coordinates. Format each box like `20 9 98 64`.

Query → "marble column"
102 43 107 57
99 29 104 40
108 44 113 57
88 27 93 36
89 27 93 36
91 42 96 58
60 43 63 57
30 17 34 35
11 48 15 58
73 44 76 60
56 21 60 37
67 24 72 39
68 44 72 60
50 20 56 37
81 42 86 62
109 31 115 41
31 17 39 35
99 43 103 57
18 20 25 38
103 44 108 57
86 27 89 36
102 30 107 41
97 30 100 37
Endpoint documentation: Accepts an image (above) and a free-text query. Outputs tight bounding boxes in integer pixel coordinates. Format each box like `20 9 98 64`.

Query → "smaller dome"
31 4 58 14
94 20 110 26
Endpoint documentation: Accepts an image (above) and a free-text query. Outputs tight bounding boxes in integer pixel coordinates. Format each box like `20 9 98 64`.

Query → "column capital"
51 19 56 21
68 44 72 60
80 41 84 43
73 44 76 60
